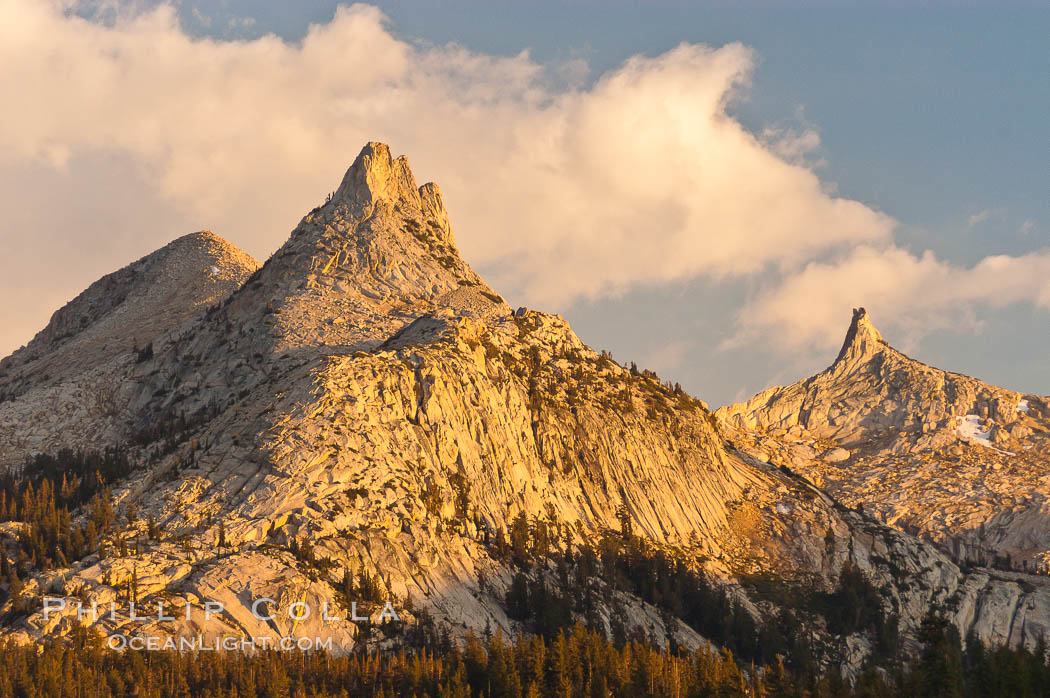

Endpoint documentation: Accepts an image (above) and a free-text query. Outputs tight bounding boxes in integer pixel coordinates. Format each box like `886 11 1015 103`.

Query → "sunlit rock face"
4 145 1050 672
718 307 1050 573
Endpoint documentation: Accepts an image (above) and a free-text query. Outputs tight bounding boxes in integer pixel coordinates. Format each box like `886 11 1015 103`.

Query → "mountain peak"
207 142 503 356
331 142 454 245
834 307 885 364
334 142 412 208
0 230 257 402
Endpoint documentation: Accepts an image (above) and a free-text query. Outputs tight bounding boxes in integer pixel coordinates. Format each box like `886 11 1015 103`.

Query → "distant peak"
163 231 259 271
169 230 225 251
168 229 227 249
835 307 885 364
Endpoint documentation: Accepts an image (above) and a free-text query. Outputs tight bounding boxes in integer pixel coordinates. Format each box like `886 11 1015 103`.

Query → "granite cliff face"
3 147 1049 672
718 308 1050 571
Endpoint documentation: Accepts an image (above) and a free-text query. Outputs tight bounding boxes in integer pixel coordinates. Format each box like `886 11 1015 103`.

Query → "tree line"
0 616 1048 697
0 449 132 618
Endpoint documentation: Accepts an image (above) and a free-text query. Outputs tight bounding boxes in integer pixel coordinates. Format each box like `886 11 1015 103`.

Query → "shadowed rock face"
0 231 257 397
718 308 1050 571
4 147 1050 670
0 232 257 467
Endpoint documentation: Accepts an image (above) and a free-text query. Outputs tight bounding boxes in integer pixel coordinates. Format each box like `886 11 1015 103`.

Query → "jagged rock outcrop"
3 150 1050 674
718 307 1050 571
127 143 507 430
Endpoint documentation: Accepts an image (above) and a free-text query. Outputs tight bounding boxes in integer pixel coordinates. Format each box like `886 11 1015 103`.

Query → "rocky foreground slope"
2 145 1049 673
718 308 1050 571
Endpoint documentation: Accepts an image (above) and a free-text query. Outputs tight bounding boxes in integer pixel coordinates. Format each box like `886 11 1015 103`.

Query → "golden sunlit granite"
718 308 1050 571
4 146 1050 672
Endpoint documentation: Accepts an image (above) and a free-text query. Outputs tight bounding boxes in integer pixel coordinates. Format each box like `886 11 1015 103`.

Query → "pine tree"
916 612 965 698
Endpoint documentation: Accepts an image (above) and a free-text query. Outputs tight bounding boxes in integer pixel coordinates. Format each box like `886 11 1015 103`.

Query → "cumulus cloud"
0 0 899 352
729 245 1050 352
0 0 1046 363
760 126 825 168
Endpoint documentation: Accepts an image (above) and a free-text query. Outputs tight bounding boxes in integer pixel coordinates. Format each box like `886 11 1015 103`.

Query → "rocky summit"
0 232 258 469
718 307 1050 572
2 146 1050 679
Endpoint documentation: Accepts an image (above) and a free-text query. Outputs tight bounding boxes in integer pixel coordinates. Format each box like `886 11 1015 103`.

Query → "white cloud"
190 6 209 28
0 1 1046 364
0 1 898 351
729 245 1050 352
226 15 255 35
760 126 826 168
967 209 991 228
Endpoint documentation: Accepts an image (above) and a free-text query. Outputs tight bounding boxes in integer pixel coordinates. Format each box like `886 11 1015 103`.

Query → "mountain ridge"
0 231 257 397
718 308 1050 570
0 231 257 467
3 144 1050 678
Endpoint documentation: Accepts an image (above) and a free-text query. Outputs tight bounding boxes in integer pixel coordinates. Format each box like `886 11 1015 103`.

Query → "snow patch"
209 265 220 276
956 415 993 446
956 415 1014 455
1018 399 1030 415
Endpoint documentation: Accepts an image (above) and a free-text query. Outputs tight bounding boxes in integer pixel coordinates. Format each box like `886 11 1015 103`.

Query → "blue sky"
181 0 1050 401
3 1 1048 405
179 0 1047 254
